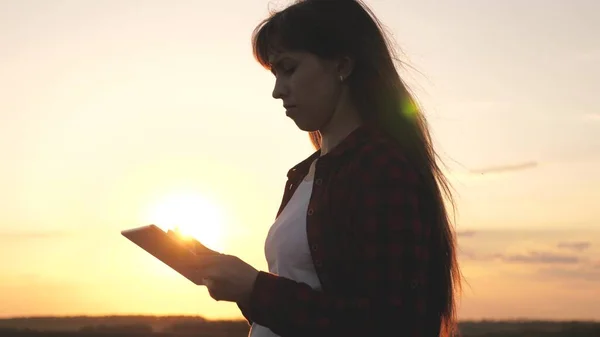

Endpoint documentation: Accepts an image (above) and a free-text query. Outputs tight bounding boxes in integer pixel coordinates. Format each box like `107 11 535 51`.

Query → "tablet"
121 224 217 285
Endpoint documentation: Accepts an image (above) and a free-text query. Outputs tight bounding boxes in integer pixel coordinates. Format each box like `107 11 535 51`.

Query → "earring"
339 75 344 82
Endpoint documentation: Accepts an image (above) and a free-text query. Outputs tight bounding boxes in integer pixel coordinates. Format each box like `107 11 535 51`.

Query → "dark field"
0 316 599 337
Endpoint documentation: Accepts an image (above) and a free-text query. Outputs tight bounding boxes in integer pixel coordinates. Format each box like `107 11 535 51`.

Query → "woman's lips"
285 106 297 115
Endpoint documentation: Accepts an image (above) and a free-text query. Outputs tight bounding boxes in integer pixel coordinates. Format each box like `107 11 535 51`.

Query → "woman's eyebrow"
269 56 294 74
270 55 294 68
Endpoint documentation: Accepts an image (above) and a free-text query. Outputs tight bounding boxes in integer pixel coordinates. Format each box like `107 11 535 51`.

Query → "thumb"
203 278 214 287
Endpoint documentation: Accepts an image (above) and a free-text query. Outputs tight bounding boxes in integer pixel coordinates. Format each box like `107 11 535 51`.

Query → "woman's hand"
167 230 219 256
192 254 260 305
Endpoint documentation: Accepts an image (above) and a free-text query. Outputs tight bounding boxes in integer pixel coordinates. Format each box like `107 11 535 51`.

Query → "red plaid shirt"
238 125 441 337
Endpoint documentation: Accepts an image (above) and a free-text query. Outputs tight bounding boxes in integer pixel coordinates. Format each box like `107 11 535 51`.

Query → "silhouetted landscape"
0 316 598 337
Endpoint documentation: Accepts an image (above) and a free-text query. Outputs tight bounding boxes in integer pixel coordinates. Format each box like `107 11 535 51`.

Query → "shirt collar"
286 124 382 180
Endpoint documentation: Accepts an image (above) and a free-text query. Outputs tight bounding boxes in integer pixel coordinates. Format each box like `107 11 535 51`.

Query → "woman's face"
269 51 341 132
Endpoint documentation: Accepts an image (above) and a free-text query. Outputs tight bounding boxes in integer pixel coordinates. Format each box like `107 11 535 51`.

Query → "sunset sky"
1 0 599 321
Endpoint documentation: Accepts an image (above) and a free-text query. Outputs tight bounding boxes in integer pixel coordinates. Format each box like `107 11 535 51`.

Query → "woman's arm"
243 153 432 337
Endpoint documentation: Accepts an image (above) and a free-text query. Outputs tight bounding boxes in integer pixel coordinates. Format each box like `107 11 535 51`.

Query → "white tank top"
249 180 322 337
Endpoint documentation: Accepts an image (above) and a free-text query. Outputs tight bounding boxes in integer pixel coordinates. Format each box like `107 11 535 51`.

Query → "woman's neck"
319 101 362 156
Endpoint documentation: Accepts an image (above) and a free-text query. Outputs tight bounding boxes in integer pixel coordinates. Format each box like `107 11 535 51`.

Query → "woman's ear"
337 56 355 80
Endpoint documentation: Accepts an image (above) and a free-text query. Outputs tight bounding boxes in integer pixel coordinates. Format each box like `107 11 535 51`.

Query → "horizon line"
0 314 598 323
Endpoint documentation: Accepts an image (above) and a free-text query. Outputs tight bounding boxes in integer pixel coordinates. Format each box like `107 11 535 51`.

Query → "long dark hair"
251 1 461 336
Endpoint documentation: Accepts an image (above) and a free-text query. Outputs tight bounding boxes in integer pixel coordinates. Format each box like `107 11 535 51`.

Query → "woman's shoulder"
348 128 418 184
354 129 411 166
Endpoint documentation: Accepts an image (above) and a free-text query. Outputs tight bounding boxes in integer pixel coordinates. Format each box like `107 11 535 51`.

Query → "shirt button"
307 208 314 216
315 178 323 186
311 244 318 251
314 260 323 267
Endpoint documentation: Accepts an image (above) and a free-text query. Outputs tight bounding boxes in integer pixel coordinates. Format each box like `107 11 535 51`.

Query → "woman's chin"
293 120 319 132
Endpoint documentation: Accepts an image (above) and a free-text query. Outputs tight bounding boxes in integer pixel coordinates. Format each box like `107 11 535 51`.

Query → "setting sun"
143 191 226 252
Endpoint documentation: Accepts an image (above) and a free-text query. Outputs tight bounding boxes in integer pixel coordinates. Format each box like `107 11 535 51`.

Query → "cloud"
469 161 538 175
0 231 70 239
556 241 591 252
495 251 580 264
537 263 600 282
457 230 477 238
458 249 478 260
462 250 581 265
575 49 600 61
582 113 600 122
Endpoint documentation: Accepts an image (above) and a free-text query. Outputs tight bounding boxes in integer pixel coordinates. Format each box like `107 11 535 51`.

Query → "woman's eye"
271 61 296 77
282 65 296 74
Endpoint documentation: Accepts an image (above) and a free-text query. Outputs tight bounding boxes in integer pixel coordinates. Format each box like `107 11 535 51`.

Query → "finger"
185 255 227 282
203 278 222 301
167 230 197 253
167 229 184 240
191 261 223 281
198 267 222 281
193 240 219 255
181 254 218 271
194 254 224 268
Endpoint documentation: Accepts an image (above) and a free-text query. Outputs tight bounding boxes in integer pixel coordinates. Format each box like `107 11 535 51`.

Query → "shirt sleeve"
236 303 253 326
243 151 432 337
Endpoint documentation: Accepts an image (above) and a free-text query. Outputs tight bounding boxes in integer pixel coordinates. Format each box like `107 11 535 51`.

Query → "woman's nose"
272 76 288 100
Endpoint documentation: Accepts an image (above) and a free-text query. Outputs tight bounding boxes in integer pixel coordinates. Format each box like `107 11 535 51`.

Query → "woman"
192 1 461 336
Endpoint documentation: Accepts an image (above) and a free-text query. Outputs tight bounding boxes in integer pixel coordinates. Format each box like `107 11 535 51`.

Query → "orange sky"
1 0 599 320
